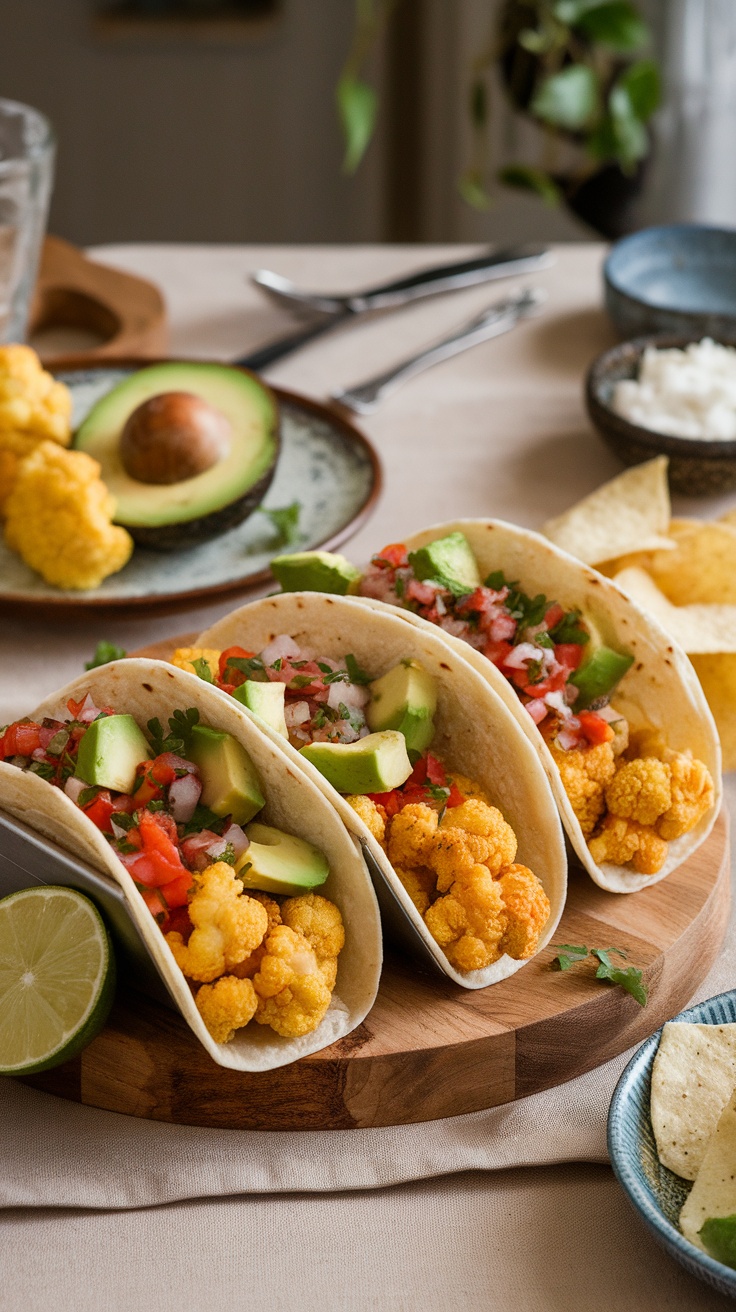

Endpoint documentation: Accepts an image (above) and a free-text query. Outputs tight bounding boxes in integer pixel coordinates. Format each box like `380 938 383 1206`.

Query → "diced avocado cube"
568 646 634 709
187 724 265 825
408 532 481 596
299 730 412 795
366 659 437 754
232 680 288 738
270 550 362 595
75 714 151 793
236 823 329 896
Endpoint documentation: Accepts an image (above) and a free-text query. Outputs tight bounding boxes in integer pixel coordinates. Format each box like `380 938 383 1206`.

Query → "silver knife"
235 245 553 370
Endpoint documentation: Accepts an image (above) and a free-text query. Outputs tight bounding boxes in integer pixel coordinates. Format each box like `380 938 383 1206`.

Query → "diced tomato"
424 754 448 787
161 872 194 910
544 603 564 631
162 905 192 940
218 646 256 686
406 578 439 606
366 789 402 818
554 643 584 673
218 682 237 696
140 888 167 921
136 808 187 885
131 755 176 806
66 696 87 719
483 637 514 667
81 790 116 834
373 543 408 569
0 720 44 758
446 783 465 808
577 710 615 746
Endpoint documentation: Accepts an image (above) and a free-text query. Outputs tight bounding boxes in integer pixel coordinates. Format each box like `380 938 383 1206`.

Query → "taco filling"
0 695 344 1043
355 534 714 876
171 638 551 974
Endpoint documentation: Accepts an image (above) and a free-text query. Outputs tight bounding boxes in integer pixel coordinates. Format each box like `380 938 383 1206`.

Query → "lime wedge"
0 886 115 1074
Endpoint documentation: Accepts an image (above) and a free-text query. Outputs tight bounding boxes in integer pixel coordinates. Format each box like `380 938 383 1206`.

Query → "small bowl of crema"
586 334 736 495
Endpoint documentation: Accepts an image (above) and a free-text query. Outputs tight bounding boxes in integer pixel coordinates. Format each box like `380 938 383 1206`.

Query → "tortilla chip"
651 1022 736 1181
690 655 736 772
680 1087 736 1249
542 456 672 566
641 519 736 607
613 567 736 654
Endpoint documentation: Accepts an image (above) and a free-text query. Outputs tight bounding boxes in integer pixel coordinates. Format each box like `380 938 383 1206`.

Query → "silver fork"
331 287 546 414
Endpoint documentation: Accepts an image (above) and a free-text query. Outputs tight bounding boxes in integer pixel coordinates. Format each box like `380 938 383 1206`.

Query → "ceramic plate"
0 361 381 614
608 988 736 1300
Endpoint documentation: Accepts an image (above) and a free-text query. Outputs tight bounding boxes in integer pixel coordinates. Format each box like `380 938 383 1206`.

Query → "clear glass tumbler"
0 99 55 344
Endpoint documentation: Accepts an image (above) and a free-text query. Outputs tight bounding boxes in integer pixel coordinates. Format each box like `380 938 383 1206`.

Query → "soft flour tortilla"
197 592 568 991
362 520 721 895
0 659 382 1072
651 1022 736 1180
680 1087 736 1250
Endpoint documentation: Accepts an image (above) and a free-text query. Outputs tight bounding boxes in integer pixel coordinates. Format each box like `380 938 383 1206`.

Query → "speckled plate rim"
0 356 382 617
608 987 736 1298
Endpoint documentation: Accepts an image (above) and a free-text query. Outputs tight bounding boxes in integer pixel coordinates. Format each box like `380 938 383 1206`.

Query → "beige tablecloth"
2 244 735 1310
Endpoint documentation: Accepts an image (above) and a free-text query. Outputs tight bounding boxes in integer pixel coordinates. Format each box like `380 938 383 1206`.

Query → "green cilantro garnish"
146 799 165 812
116 841 140 856
219 843 237 866
77 786 102 808
291 674 315 689
110 811 136 832
225 655 267 683
425 782 451 804
181 804 227 837
84 641 127 671
551 943 647 1006
394 574 406 598
45 728 70 757
147 707 199 756
262 500 302 548
28 761 55 781
345 653 372 685
190 658 214 684
548 609 590 646
551 943 589 971
323 669 350 685
485 570 506 590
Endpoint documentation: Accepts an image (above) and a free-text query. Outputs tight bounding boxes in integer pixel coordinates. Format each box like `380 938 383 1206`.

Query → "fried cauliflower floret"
0 429 40 513
588 814 668 876
497 864 551 960
395 864 437 915
549 741 616 838
431 799 517 889
387 802 439 868
656 751 715 840
281 893 345 990
447 773 492 804
4 441 133 589
195 975 258 1044
346 793 387 848
253 924 332 1037
0 345 72 443
425 865 507 972
170 647 221 680
229 892 282 979
626 726 668 760
605 757 672 827
166 862 269 983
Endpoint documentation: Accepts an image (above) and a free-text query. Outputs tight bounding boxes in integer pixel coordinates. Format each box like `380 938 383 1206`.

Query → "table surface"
3 242 736 1312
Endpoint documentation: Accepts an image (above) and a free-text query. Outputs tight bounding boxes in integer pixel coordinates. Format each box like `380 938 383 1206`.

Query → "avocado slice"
236 823 329 896
233 680 288 738
186 724 265 825
299 730 412 795
74 363 279 550
567 616 634 709
408 532 481 596
270 550 361 595
366 659 437 754
75 714 151 793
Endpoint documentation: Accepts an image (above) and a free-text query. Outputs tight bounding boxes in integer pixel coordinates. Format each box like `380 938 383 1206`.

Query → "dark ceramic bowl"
605 225 736 340
585 334 736 496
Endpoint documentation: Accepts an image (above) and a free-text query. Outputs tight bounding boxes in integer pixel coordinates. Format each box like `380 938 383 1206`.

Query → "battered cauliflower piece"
0 346 72 442
195 975 258 1044
425 865 507 972
395 864 436 915
170 647 221 680
588 814 669 876
166 861 268 983
549 741 616 838
387 802 438 869
0 430 39 513
281 892 344 985
431 799 517 888
253 924 333 1038
497 864 551 960
447 773 492 804
605 757 672 827
229 891 282 979
4 441 133 589
346 793 387 848
657 751 715 841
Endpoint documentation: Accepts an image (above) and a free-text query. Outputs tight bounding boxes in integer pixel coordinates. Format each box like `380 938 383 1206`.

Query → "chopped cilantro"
117 841 140 856
147 708 199 756
322 669 349 685
484 569 507 591
146 799 165 812
291 674 315 689
262 500 302 547
191 658 214 684
551 943 589 971
84 641 127 671
551 943 647 1006
394 574 406 598
225 655 267 683
181 804 226 837
272 658 283 671
219 843 237 866
110 811 136 831
507 586 547 630
28 761 55 780
425 782 451 804
345 653 372 685
45 728 70 757
77 786 102 808
549 609 590 646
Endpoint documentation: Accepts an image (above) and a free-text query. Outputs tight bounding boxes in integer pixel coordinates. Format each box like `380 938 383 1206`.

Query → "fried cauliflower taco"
172 592 568 990
0 659 382 1070
332 521 720 894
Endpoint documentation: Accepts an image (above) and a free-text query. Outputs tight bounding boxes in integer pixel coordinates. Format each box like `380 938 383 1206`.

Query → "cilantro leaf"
551 943 648 1006
551 943 589 971
84 641 127 671
484 569 507 590
181 804 227 837
190 658 214 684
345 653 372 685
147 707 199 756
225 655 267 683
262 500 302 548
28 760 55 780
548 608 590 646
110 811 136 832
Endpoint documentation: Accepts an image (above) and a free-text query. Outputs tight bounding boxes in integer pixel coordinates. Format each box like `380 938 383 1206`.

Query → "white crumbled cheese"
612 338 736 441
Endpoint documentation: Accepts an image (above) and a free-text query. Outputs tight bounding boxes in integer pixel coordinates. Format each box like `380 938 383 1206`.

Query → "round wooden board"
21 636 732 1131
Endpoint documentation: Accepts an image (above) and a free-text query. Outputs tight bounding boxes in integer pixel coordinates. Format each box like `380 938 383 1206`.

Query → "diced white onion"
64 776 87 804
168 772 202 822
261 634 302 665
222 822 249 859
285 700 311 728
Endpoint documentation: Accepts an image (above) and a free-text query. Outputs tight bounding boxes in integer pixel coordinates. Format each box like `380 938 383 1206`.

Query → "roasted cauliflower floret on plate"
395 864 436 916
281 892 345 990
424 865 507 973
605 757 672 827
0 345 72 443
346 793 387 847
387 802 438 869
497 864 551 960
431 799 517 888
166 861 268 983
656 751 715 841
253 924 333 1038
588 814 668 876
170 647 221 681
549 741 616 838
195 975 258 1044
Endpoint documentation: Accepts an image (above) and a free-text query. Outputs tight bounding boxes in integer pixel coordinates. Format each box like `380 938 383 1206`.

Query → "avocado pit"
119 391 232 485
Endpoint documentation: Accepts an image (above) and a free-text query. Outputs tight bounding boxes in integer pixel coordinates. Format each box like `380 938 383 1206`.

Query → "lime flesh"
0 886 115 1075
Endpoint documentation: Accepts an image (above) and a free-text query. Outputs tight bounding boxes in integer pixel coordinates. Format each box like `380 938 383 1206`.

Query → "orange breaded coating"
387 802 438 869
550 741 616 838
230 892 282 980
166 861 269 983
431 799 517 888
346 793 387 848
605 757 672 827
281 893 345 990
170 647 221 681
195 975 258 1044
253 924 332 1038
0 430 39 514
0 345 72 442
588 814 668 876
497 864 551 960
395 864 436 915
657 751 715 841
447 773 492 805
424 865 507 972
4 441 133 590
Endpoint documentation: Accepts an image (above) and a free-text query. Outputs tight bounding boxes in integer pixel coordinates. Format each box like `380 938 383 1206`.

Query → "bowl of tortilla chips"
608 989 736 1299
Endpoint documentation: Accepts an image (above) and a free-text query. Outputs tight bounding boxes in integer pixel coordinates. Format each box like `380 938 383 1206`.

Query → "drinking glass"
0 99 55 344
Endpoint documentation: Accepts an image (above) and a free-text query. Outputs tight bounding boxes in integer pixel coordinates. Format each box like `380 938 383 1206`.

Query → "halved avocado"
73 362 279 550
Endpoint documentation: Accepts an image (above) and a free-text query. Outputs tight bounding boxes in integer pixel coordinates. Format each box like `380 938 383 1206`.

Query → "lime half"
0 886 116 1075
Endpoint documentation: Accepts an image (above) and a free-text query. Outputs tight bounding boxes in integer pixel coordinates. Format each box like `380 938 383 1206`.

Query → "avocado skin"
125 461 278 551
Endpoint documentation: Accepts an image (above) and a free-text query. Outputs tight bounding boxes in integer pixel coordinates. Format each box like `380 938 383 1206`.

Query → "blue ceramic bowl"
608 989 736 1300
605 225 736 339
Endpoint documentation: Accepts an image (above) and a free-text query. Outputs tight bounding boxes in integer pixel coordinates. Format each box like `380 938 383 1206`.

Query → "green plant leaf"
470 79 487 128
499 164 562 206
553 0 606 23
261 500 302 548
84 641 127 670
531 65 599 131
551 943 589 970
576 2 648 52
337 74 378 174
619 59 661 121
458 170 491 210
609 82 649 165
